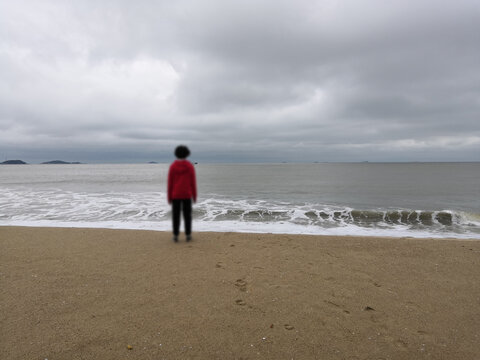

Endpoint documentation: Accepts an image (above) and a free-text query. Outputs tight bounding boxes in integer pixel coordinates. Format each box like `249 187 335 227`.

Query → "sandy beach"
1 227 479 359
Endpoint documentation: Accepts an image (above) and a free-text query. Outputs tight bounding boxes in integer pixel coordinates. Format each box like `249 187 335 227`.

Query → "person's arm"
191 164 197 203
167 165 174 204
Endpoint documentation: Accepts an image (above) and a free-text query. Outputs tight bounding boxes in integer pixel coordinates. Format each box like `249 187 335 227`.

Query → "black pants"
172 199 192 236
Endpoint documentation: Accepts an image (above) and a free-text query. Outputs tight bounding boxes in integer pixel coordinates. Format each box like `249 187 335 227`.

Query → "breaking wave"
0 188 479 239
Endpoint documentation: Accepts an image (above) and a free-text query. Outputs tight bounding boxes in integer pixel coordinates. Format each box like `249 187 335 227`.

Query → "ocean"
0 163 479 239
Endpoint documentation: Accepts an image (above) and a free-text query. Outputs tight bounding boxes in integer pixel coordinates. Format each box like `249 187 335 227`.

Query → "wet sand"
1 226 479 359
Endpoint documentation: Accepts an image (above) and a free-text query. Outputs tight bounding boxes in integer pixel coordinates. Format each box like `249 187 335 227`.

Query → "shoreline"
1 226 480 359
1 223 479 240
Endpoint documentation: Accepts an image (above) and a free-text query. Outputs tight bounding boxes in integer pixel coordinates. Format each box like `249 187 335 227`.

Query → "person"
167 145 197 242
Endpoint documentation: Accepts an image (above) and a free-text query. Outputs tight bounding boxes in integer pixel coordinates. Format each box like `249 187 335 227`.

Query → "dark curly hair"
174 145 191 159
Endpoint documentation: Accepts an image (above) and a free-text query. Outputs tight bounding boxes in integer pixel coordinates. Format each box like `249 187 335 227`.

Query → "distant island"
41 160 83 164
1 160 27 165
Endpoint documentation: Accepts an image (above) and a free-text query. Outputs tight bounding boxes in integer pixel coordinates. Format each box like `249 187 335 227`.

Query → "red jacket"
167 160 197 203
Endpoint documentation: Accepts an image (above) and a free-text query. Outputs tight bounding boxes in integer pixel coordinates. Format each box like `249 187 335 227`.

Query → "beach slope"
1 227 479 359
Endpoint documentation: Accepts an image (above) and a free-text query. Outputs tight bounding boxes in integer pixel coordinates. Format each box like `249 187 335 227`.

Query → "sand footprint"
284 324 294 330
395 339 408 350
235 299 246 306
405 301 422 311
215 262 225 269
325 300 351 315
235 278 247 292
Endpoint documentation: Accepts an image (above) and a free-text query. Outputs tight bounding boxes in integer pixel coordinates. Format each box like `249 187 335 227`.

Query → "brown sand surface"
1 227 479 360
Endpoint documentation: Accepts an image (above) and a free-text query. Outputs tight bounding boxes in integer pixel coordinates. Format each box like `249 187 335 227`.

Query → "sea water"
0 163 479 239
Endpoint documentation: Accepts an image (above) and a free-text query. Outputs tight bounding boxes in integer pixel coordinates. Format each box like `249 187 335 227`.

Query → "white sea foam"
1 187 479 239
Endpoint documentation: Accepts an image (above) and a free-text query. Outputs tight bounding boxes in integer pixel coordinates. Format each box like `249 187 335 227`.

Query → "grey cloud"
0 0 479 163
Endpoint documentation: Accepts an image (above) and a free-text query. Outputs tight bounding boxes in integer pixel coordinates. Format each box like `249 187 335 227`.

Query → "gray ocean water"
0 163 479 238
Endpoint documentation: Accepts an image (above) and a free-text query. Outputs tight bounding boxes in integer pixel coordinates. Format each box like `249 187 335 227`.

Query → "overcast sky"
1 0 479 163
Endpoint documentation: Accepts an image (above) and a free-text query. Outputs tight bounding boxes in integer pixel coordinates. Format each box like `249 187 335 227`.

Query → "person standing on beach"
168 145 197 242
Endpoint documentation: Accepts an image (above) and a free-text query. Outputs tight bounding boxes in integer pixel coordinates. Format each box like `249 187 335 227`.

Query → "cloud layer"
1 0 479 162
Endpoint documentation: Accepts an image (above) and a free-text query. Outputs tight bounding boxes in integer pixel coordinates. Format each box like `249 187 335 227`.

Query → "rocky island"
41 160 82 164
1 160 27 165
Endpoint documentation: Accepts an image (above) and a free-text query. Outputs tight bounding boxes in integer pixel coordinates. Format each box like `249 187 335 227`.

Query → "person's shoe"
172 235 178 242
186 235 192 242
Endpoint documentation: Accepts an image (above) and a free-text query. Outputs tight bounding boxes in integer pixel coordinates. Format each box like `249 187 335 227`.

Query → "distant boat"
148 161 158 164
1 160 27 165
